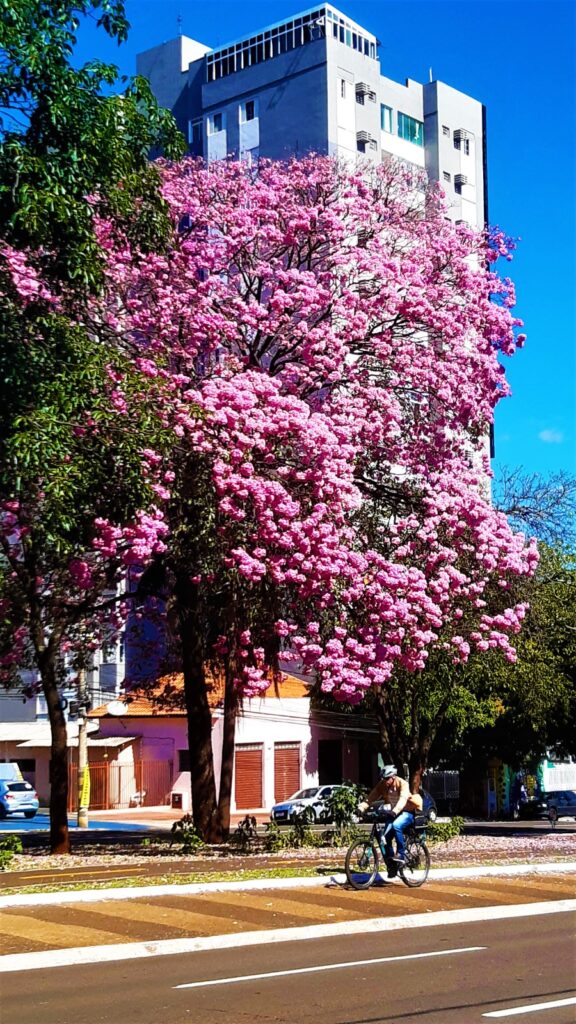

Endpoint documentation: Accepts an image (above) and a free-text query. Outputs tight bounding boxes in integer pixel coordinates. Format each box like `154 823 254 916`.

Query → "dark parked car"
519 790 576 824
0 779 39 818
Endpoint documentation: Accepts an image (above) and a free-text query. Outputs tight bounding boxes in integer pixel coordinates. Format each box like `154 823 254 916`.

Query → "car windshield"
7 782 32 792
290 788 320 800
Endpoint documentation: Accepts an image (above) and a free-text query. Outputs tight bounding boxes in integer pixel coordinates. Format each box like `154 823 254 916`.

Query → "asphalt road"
2 911 574 1024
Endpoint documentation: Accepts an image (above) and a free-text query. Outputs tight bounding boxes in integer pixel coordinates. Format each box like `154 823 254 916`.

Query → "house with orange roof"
87 671 380 814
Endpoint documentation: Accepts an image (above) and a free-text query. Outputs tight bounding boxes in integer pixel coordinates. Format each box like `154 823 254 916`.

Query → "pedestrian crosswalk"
1 873 575 958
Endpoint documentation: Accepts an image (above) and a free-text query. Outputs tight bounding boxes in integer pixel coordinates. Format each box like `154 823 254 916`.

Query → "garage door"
274 742 300 802
234 744 263 809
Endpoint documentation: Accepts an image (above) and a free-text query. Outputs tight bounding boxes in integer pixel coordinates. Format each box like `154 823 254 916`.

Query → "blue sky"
76 0 575 480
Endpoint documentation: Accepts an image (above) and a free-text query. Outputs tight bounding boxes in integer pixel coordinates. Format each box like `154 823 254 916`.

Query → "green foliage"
436 544 576 769
327 823 363 847
231 815 260 853
325 783 364 830
0 833 23 869
289 808 320 848
170 814 205 854
0 0 185 290
263 821 290 853
426 816 464 844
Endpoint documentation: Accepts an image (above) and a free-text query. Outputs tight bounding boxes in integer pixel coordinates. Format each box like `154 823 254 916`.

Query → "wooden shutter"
234 744 263 809
274 743 300 803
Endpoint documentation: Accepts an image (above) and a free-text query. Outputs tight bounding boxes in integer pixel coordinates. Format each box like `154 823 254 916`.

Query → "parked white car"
271 785 348 823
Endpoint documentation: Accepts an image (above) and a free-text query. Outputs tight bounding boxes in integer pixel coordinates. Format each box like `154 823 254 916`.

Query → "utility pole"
77 667 90 828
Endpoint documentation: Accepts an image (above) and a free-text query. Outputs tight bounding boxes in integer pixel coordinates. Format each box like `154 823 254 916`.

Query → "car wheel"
24 811 37 819
0 805 7 820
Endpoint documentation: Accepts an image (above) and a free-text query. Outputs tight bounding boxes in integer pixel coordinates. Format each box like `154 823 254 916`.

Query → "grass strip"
0 864 326 898
1 855 574 898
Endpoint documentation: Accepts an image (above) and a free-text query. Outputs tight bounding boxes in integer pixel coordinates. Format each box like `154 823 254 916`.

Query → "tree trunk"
217 667 238 839
40 653 70 854
373 690 433 791
176 572 221 842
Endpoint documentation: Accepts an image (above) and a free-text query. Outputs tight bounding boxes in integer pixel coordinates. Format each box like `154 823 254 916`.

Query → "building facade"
138 4 487 228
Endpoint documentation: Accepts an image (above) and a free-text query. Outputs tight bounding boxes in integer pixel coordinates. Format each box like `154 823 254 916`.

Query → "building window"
381 104 392 133
340 79 346 98
443 171 451 182
442 125 450 136
454 137 470 155
397 112 423 146
207 10 327 81
240 99 256 123
188 119 202 145
178 750 190 772
454 180 463 194
208 112 224 134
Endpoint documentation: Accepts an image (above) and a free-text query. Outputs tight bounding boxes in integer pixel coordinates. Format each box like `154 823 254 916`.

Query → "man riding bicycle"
359 765 423 876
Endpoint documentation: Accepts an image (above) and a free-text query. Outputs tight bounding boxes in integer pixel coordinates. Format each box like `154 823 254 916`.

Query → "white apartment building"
138 4 487 228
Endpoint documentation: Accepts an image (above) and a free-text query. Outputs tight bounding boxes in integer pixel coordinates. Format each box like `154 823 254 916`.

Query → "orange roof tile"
90 671 310 718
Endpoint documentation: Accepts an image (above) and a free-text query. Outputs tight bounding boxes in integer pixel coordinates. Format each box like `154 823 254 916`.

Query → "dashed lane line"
173 945 487 989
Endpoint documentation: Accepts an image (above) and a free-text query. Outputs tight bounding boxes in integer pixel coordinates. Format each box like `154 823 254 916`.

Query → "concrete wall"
201 37 329 161
137 37 210 137
424 80 486 227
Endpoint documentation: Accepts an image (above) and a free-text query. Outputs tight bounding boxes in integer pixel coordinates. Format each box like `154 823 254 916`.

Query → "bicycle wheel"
345 840 380 889
399 838 430 887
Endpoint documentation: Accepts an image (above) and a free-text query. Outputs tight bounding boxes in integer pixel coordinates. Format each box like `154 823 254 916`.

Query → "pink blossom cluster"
93 510 168 565
87 156 537 700
1 245 57 306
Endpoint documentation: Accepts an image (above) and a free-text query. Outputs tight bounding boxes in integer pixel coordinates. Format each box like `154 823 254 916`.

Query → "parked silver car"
271 785 349 823
0 779 39 818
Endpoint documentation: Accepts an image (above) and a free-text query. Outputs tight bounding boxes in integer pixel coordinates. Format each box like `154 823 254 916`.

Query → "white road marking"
483 995 576 1017
0 899 574 973
174 945 486 990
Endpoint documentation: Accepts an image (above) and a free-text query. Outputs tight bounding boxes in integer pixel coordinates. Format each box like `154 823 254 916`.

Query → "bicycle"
344 805 431 889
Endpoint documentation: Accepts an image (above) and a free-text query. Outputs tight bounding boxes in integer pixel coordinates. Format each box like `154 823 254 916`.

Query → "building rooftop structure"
138 3 487 229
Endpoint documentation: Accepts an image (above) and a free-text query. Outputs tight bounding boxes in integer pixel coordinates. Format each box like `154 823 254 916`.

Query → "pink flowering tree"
92 155 536 837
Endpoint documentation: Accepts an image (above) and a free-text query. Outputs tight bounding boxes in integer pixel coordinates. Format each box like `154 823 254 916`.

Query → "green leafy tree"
0 0 184 290
0 0 184 853
435 544 576 771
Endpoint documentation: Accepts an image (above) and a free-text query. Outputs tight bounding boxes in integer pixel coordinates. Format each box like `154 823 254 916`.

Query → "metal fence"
423 770 460 802
68 759 173 811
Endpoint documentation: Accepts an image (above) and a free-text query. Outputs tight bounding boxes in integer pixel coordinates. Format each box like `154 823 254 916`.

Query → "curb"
1 860 575 909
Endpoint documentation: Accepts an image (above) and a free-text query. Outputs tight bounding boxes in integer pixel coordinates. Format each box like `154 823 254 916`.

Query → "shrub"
426 816 465 844
264 820 290 852
170 813 205 853
231 814 259 853
325 783 364 831
0 834 23 870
